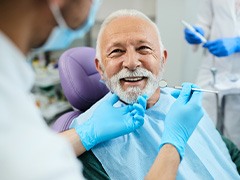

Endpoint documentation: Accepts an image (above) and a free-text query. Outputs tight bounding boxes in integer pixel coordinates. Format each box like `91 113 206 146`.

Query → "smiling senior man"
71 9 239 179
95 10 166 106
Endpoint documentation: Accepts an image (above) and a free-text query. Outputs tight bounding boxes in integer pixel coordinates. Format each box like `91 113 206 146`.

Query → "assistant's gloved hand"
159 83 204 160
75 94 147 150
184 26 205 44
203 37 240 57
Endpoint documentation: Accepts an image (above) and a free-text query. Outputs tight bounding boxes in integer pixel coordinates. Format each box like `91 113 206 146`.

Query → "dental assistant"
184 0 240 148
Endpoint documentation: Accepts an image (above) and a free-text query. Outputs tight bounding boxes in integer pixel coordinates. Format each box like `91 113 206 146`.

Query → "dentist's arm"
60 129 87 156
146 144 180 180
60 94 147 156
146 83 203 179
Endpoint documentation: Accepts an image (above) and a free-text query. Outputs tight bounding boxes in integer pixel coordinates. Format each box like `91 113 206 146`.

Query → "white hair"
95 9 165 62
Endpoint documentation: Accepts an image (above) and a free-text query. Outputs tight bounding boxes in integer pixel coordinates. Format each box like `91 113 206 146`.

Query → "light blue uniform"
72 89 240 180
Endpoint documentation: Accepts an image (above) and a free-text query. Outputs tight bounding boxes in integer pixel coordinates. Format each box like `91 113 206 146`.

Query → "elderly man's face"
96 16 167 104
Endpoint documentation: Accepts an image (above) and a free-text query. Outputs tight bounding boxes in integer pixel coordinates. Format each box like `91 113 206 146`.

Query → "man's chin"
118 96 138 105
115 89 142 104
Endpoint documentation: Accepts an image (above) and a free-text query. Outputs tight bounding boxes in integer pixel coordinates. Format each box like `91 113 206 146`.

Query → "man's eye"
109 49 124 56
138 46 151 51
112 49 123 53
137 46 152 54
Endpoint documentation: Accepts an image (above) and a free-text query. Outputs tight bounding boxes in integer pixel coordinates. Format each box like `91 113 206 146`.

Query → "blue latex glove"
159 83 204 160
75 94 147 150
203 37 240 57
184 26 205 44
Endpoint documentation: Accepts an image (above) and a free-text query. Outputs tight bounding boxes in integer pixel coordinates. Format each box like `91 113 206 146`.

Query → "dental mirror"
159 79 168 88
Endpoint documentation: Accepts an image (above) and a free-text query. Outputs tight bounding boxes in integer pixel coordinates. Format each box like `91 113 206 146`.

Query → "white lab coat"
0 31 84 180
195 0 240 148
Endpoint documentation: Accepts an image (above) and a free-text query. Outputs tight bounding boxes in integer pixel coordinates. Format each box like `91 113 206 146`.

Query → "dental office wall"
94 0 202 86
156 0 203 85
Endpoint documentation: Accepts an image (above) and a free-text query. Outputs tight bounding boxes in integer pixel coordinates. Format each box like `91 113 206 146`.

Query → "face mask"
34 0 101 53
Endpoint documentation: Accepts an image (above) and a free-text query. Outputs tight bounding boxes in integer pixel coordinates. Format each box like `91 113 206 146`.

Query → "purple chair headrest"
58 47 109 111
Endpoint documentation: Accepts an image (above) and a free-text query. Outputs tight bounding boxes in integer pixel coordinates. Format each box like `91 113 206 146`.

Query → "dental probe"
173 86 219 94
159 80 218 94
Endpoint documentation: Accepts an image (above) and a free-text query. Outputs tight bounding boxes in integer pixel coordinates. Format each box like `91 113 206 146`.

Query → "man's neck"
147 88 160 109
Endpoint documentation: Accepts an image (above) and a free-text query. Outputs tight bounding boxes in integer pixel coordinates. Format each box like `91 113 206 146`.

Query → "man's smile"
120 76 147 82
120 76 148 89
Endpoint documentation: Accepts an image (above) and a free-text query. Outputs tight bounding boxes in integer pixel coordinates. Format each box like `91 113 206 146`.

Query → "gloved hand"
159 83 204 160
184 26 205 44
75 94 147 150
203 37 240 57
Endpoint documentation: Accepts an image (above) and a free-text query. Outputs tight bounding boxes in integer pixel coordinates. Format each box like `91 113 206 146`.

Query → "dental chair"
51 47 109 133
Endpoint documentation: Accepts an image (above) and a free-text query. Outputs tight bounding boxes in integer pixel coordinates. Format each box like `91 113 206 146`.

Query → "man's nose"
122 50 141 70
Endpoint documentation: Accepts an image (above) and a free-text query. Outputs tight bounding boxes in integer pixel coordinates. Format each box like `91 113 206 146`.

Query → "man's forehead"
105 16 153 31
105 38 154 49
101 16 158 44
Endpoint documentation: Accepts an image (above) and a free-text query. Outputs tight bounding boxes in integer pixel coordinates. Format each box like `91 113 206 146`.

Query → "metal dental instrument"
173 86 219 94
159 80 218 94
181 20 207 43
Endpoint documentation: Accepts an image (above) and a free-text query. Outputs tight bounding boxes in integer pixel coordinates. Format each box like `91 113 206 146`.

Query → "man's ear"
162 49 168 65
95 58 104 79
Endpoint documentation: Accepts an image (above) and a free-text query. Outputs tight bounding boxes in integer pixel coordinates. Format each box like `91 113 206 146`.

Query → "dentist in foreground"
0 0 203 179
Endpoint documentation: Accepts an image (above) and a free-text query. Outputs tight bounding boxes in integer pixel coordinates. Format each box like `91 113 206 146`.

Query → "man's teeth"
123 77 143 82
